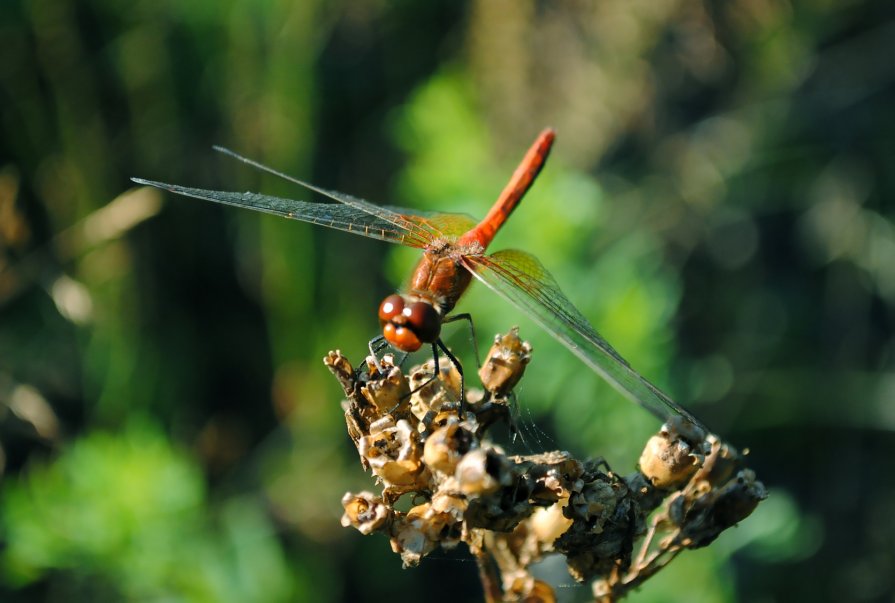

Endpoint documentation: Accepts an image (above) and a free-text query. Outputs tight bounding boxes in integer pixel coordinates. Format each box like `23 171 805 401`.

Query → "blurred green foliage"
2 422 294 602
1 0 894 601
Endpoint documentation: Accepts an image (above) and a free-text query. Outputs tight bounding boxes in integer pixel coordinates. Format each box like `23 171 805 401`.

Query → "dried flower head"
325 329 766 602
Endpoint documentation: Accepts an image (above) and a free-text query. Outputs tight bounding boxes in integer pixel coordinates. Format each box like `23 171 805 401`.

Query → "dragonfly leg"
367 335 389 364
368 335 409 372
437 338 466 412
357 334 389 381
398 343 441 405
399 340 464 405
443 312 481 369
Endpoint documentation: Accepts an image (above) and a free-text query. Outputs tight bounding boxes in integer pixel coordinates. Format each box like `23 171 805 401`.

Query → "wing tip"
131 177 164 189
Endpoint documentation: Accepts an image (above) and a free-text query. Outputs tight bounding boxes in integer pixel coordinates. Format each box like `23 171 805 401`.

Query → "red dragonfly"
133 129 705 431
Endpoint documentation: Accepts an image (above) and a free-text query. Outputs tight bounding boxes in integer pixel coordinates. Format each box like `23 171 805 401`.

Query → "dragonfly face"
378 293 441 352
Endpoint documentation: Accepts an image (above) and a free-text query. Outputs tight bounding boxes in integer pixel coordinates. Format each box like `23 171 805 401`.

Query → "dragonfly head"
378 294 441 352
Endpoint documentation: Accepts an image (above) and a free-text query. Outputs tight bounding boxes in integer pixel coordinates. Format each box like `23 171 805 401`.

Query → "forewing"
132 179 430 248
462 249 705 429
211 146 446 243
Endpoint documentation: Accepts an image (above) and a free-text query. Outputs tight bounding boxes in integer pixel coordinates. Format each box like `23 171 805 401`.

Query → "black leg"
368 334 409 371
403 340 462 399
367 334 389 365
357 335 389 382
437 338 466 411
401 342 441 400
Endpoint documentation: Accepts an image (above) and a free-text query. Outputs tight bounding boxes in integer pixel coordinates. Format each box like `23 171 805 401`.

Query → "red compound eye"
378 294 405 325
404 301 441 344
379 295 440 352
383 323 422 352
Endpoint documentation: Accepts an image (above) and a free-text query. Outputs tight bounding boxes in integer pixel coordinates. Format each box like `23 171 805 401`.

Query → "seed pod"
409 357 461 422
358 418 426 488
360 359 411 414
478 327 532 398
456 448 504 496
530 498 574 545
423 423 475 475
639 430 700 489
389 501 459 566
340 491 392 535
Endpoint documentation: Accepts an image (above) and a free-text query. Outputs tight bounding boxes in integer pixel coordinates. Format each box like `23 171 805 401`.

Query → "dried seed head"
478 327 532 397
567 478 620 528
406 502 457 541
409 357 461 421
360 359 411 413
323 350 356 396
431 490 468 520
390 501 460 566
526 453 582 504
697 436 740 487
708 469 765 528
674 468 768 548
639 431 700 489
358 417 426 488
389 510 434 566
423 423 475 475
456 448 505 496
530 497 573 545
326 328 764 599
340 491 392 535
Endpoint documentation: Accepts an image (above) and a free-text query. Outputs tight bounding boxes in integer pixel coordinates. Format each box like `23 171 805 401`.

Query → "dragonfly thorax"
408 250 473 316
378 293 441 352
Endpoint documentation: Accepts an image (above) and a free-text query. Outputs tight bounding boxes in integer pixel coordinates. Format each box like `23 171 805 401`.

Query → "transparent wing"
383 206 478 239
462 249 706 430
131 179 431 248
212 146 454 242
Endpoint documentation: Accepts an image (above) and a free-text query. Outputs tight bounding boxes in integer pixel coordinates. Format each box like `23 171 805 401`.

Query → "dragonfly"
132 129 706 432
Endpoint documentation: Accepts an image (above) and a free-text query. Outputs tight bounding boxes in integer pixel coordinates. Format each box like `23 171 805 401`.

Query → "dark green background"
1 1 893 601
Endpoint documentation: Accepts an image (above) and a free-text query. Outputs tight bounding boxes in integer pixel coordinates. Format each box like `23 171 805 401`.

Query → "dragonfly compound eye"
382 322 423 352
405 301 441 344
378 294 405 324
